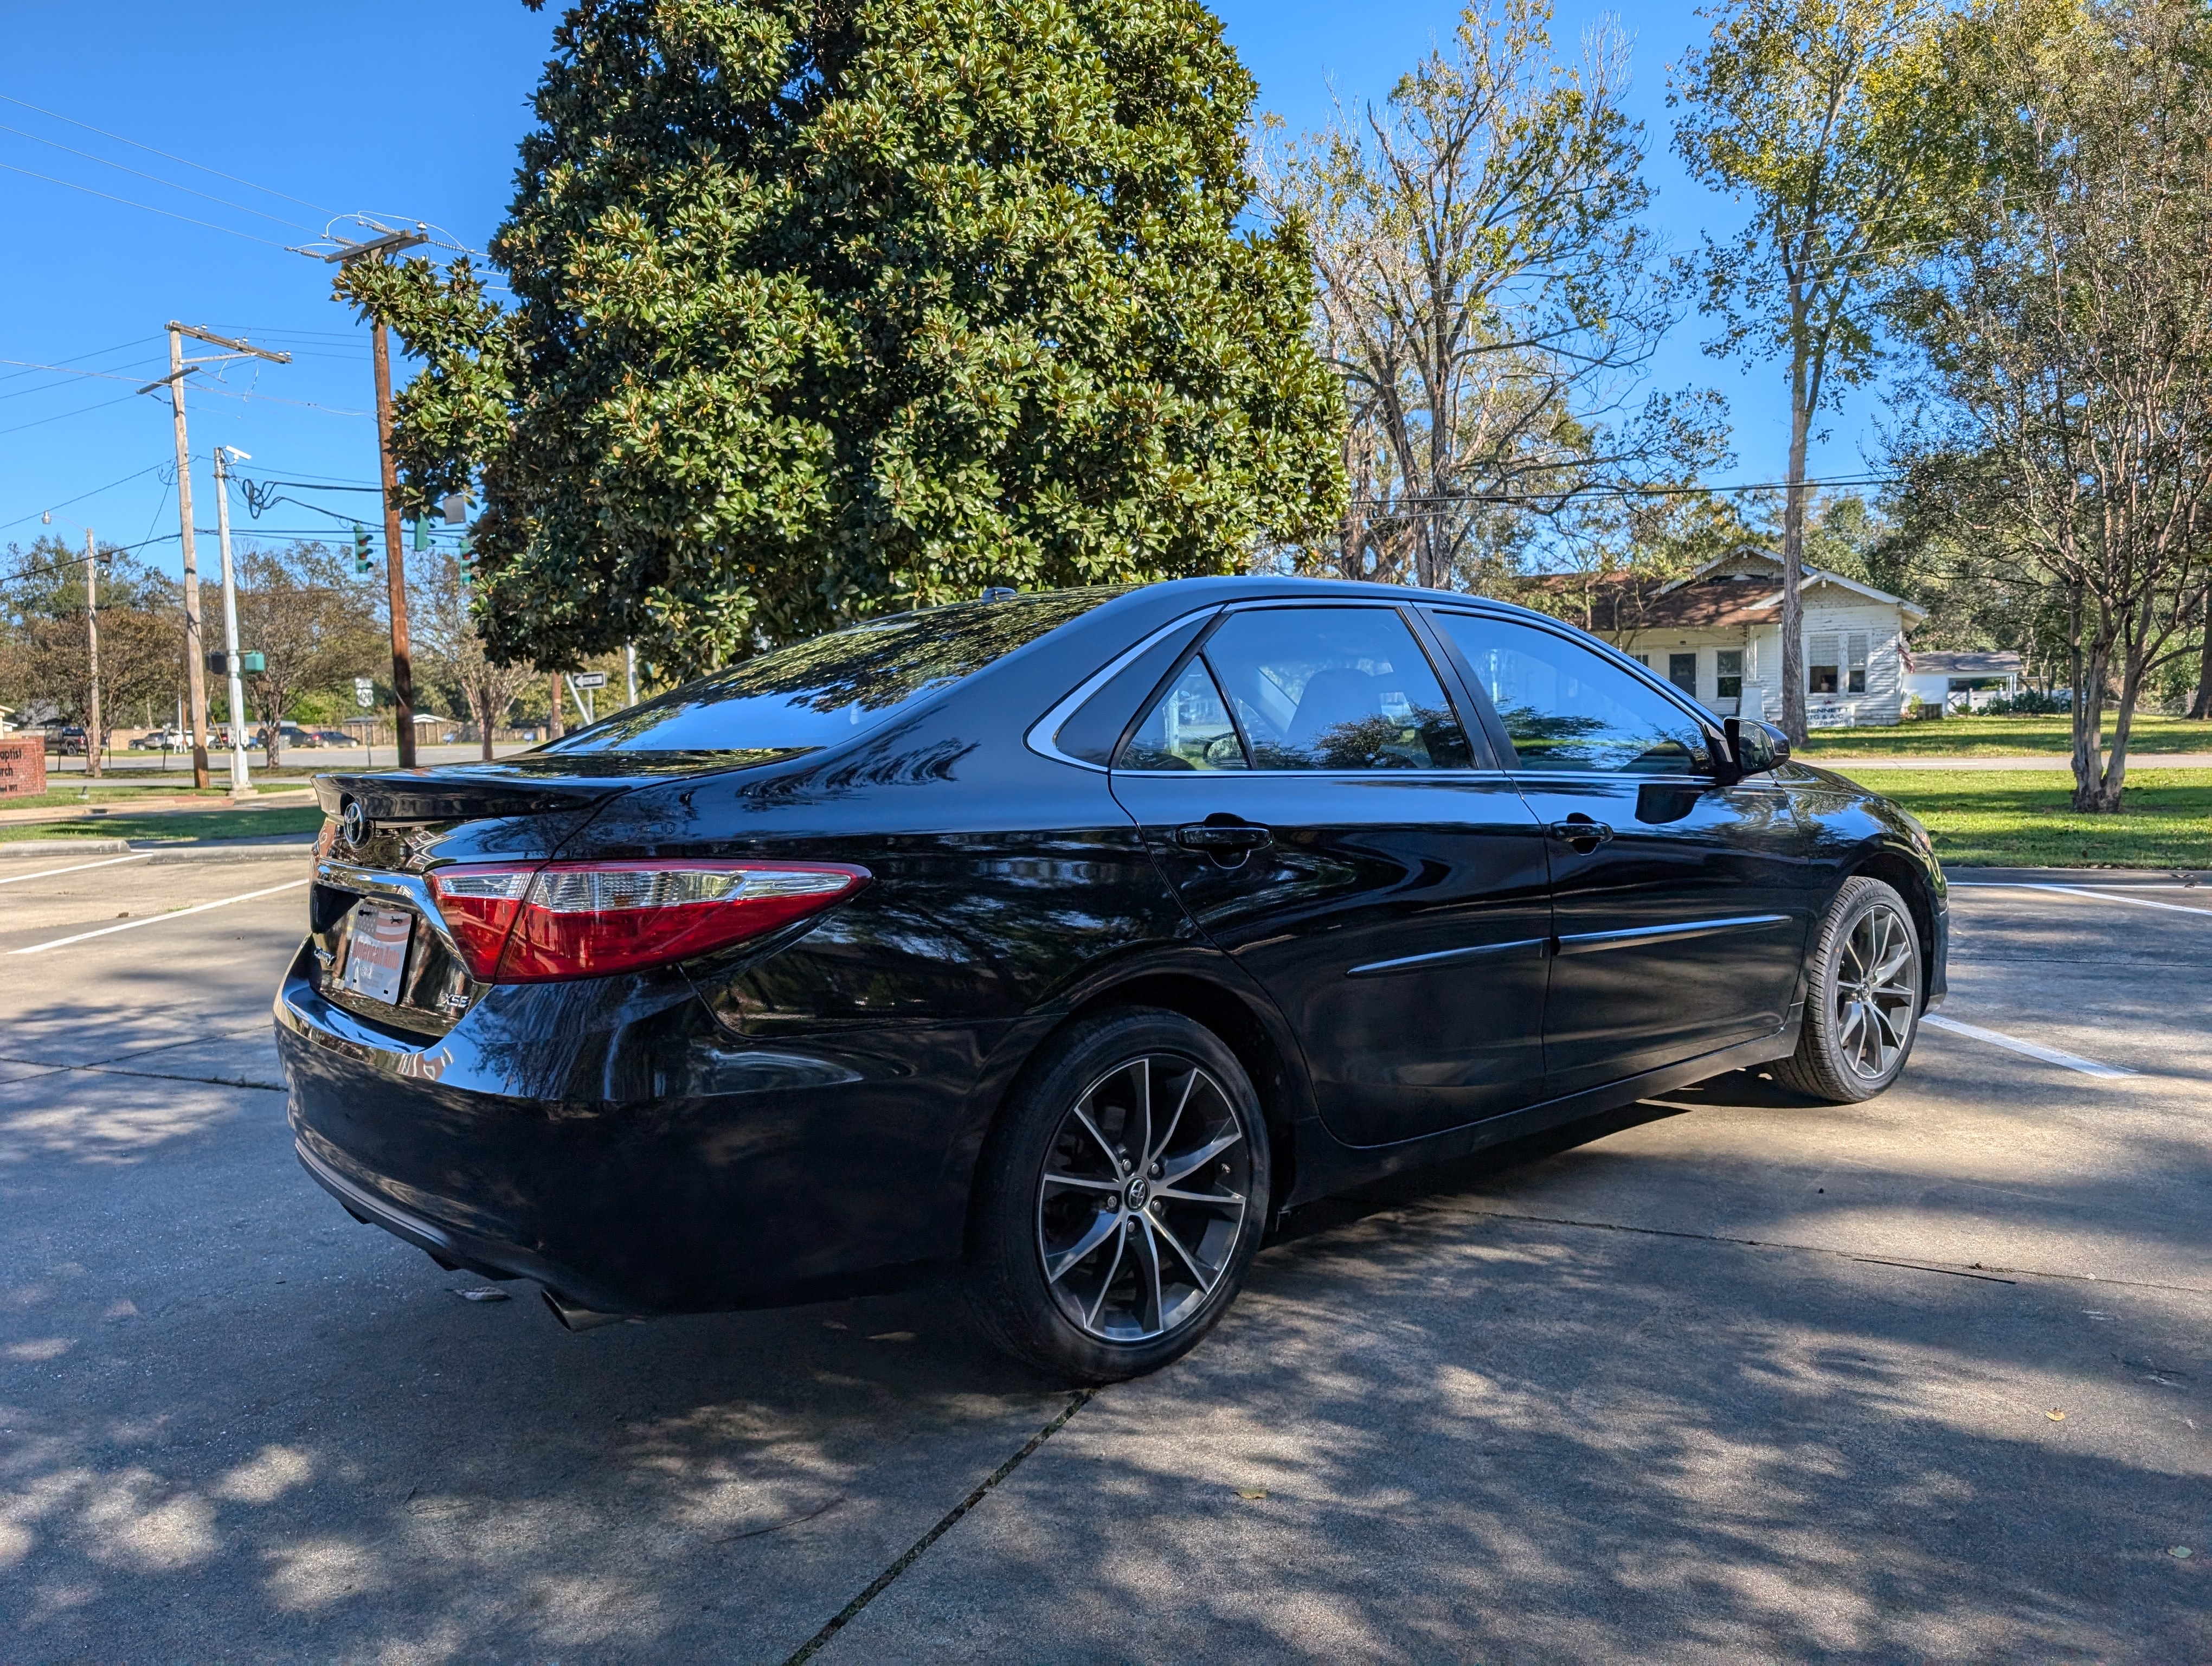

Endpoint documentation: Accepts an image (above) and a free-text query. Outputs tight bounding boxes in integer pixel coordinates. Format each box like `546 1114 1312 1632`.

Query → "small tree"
1 537 181 750
234 543 385 767
413 552 541 760
1673 0 1965 741
1889 0 2212 807
339 0 1343 677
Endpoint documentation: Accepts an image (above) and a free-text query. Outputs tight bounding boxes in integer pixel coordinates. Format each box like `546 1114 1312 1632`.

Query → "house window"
1630 653 1650 668
1808 632 1840 695
1668 652 1698 695
1847 632 1869 695
1715 649 1744 701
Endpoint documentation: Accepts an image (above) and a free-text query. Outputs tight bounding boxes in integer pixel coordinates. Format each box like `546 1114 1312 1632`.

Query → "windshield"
538 590 1121 757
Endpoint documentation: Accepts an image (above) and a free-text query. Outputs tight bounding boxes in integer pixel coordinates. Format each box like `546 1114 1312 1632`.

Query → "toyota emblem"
341 801 370 848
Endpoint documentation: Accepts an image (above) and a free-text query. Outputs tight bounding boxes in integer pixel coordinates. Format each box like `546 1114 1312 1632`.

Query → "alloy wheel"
1834 901 1918 1080
1035 1053 1252 1344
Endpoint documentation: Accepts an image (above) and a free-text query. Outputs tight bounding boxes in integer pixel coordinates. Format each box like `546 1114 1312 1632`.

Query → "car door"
1108 602 1552 1148
1425 609 1813 1099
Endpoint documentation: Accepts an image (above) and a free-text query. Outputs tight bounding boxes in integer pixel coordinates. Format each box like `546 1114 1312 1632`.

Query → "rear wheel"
1772 875 1922 1103
966 1009 1270 1382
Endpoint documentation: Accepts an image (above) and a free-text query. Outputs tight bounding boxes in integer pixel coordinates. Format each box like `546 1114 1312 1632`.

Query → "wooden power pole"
143 324 292 789
325 223 429 768
83 529 101 781
155 330 210 789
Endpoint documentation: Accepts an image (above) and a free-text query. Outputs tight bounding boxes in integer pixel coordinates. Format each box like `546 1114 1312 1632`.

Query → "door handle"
1175 821 1274 852
1174 819 1273 868
1548 818 1615 850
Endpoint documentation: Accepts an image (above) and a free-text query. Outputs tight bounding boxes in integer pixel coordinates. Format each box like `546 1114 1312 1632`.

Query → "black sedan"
276 578 1946 1380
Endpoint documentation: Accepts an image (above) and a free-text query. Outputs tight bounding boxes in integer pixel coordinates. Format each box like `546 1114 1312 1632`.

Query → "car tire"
965 1008 1271 1383
1772 875 1923 1104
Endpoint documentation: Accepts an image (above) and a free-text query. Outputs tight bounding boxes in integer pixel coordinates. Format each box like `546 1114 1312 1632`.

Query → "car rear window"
538 590 1120 757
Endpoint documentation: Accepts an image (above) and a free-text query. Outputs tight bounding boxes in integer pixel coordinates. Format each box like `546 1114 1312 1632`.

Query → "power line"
0 120 319 233
0 462 168 536
0 335 157 388
0 390 140 439
0 158 290 248
0 91 339 217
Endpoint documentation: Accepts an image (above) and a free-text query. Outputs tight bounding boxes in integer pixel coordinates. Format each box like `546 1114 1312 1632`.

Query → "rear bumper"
273 954 1002 1314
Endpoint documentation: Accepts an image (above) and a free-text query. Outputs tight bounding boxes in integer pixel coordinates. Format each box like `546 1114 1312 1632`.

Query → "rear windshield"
538 590 1118 757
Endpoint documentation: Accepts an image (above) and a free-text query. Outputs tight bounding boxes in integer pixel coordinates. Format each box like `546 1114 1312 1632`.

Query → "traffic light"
411 516 430 553
458 531 475 593
352 524 374 578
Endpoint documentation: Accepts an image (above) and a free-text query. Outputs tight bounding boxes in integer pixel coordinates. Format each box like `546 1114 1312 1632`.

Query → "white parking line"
1920 1013 2138 1079
1948 881 2212 917
8 879 310 955
0 851 156 885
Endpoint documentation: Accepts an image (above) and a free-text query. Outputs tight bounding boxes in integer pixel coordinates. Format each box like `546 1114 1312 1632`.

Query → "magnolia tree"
337 0 1344 678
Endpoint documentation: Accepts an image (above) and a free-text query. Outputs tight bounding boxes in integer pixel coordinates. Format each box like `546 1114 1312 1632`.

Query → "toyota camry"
276 578 1946 1381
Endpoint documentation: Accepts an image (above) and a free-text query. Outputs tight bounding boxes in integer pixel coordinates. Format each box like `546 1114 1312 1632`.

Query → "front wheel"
1772 875 1922 1103
965 1009 1270 1383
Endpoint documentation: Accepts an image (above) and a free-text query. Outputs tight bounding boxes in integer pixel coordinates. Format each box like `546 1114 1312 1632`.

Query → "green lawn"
1841 767 2212 868
1797 713 2212 758
0 806 326 844
0 786 231 811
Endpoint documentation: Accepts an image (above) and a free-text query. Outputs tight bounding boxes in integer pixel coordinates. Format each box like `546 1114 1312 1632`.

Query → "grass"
0 806 326 844
1796 713 2212 758
1840 767 2212 868
0 786 233 811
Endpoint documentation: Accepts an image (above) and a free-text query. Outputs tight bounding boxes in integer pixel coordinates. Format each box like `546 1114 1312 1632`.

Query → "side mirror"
1722 716 1791 782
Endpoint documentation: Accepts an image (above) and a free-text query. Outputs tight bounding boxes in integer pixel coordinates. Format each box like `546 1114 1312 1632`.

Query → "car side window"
1198 606 1473 771
1430 612 1711 775
1118 658 1249 771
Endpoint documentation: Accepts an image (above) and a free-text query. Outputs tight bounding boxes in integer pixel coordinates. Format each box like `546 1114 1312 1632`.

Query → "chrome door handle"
1548 819 1614 849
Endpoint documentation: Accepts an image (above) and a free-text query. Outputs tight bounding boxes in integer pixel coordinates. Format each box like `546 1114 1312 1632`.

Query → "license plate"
339 904 413 1005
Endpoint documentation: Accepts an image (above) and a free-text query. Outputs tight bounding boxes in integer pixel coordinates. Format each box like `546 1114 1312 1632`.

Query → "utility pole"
211 446 253 797
142 324 291 790
625 643 637 708
83 529 101 781
325 223 428 767
154 331 208 788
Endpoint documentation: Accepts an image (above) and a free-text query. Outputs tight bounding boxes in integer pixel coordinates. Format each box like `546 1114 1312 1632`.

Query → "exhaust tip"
541 1289 640 1332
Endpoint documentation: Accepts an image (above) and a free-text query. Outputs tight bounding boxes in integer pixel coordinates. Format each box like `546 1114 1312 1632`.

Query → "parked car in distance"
278 578 1949 1382
310 729 356 748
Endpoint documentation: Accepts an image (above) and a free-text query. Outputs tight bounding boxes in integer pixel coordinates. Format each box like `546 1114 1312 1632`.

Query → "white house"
1536 548 1930 727
1899 650 2023 714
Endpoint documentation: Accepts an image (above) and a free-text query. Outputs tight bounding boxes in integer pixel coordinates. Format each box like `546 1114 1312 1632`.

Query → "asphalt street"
1 849 2207 1663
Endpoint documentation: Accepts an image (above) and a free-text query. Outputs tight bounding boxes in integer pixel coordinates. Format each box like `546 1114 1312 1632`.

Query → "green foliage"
339 0 1343 677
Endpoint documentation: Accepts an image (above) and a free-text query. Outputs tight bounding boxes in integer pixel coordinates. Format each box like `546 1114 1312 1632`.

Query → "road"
1 851 2206 1662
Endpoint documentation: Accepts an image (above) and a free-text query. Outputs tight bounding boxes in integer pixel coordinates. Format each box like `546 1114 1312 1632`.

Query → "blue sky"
0 0 1886 587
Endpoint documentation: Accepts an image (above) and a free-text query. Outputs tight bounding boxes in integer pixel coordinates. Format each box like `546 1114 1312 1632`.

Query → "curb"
0 837 316 861
1944 865 2210 887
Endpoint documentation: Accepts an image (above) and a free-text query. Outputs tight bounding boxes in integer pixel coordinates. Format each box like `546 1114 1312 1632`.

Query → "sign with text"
571 671 608 689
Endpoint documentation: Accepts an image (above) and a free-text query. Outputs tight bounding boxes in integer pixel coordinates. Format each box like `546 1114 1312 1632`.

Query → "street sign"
572 671 608 689
354 677 375 709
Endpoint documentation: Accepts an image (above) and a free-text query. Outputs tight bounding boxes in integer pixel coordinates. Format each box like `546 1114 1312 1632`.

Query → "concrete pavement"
1 852 2206 1662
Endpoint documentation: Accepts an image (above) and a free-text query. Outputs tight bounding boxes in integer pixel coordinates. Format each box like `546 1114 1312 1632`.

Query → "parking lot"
1 848 2207 1663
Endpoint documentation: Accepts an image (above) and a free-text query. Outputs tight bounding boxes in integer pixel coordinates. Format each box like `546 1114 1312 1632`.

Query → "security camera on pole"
211 446 255 797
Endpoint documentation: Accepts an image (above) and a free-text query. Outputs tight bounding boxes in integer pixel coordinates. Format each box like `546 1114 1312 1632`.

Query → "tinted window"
1120 659 1248 771
541 591 1115 755
1432 612 1711 774
1053 615 1211 766
1200 607 1472 771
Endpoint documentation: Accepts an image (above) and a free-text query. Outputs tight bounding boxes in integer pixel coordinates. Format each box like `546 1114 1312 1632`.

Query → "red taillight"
427 861 869 983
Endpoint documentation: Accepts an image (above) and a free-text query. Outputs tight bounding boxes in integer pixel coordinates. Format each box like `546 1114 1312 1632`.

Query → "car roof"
1080 574 1577 631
